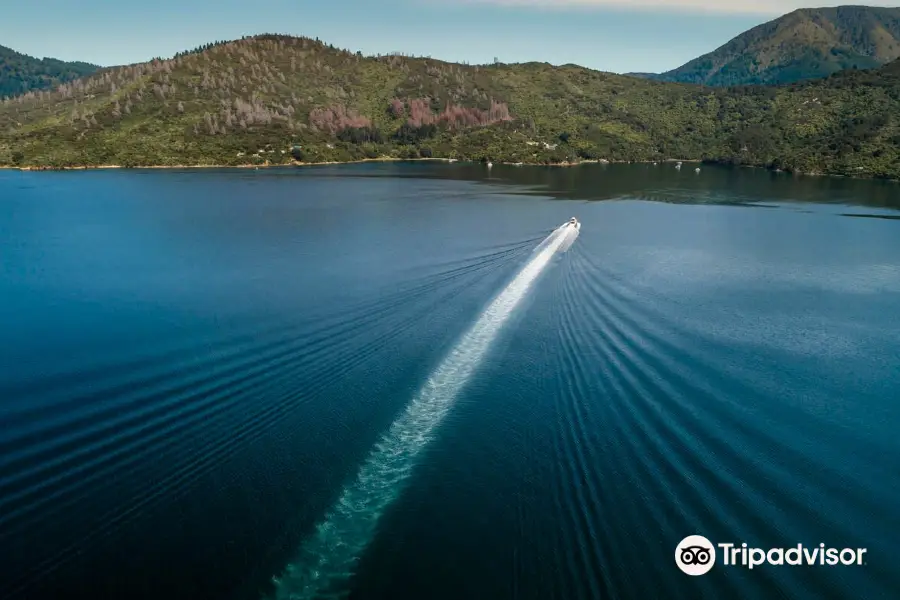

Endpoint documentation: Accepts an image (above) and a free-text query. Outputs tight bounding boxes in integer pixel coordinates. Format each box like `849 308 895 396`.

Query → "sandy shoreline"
0 156 702 172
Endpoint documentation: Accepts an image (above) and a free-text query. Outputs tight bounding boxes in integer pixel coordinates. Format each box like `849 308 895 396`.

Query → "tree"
290 146 305 161
388 98 405 118
337 126 384 144
393 123 438 144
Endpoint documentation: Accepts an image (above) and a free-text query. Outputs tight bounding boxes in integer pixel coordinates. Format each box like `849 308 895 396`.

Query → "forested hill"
635 6 900 86
0 44 99 97
1 34 899 179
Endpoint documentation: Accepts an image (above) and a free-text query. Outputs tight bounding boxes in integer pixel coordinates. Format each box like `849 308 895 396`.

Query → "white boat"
567 217 581 231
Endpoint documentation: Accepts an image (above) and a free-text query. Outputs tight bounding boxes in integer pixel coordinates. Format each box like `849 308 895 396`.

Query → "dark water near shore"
1 163 898 600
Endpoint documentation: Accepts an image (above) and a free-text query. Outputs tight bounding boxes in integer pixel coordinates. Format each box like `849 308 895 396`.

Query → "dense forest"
0 34 899 179
0 44 99 97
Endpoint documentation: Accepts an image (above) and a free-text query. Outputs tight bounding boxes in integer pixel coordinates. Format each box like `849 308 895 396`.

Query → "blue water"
1 163 898 599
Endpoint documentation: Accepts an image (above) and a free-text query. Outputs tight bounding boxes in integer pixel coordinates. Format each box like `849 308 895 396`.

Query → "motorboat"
567 217 581 231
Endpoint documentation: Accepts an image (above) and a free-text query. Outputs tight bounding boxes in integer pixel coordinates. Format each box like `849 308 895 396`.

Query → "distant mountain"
0 44 100 97
631 6 900 86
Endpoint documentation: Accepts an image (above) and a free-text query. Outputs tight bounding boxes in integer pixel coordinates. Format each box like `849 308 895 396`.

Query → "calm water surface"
1 163 898 600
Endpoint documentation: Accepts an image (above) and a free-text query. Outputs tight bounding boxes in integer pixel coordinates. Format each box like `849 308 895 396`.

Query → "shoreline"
0 156 700 172
0 157 445 171
1 159 894 181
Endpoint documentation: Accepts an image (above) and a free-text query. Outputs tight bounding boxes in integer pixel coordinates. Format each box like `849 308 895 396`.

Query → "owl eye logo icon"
681 545 711 565
676 535 716 575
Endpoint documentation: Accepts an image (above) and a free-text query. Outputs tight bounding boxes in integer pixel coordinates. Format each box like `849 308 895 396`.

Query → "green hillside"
638 6 900 86
1 34 899 179
0 44 100 97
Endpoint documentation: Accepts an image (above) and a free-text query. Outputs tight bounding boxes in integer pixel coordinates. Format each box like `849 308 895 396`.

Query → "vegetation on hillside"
0 44 99 97
634 6 900 86
0 34 899 179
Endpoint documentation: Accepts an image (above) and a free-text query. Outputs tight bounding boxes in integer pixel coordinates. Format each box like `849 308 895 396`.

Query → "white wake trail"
270 222 580 600
531 222 574 255
557 224 579 253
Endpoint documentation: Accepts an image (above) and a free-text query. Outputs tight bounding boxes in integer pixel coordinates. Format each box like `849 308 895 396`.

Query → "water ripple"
0 239 534 599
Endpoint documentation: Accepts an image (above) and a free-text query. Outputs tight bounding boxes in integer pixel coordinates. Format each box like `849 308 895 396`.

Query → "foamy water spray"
271 221 580 599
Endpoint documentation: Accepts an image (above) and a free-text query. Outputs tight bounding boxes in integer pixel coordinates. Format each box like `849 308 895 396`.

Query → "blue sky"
3 1 899 73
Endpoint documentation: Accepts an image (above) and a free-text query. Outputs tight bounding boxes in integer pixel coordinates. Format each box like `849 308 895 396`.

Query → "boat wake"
533 218 580 256
269 219 581 599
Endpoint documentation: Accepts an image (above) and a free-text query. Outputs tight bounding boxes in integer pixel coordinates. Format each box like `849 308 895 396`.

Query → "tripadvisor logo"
675 535 867 575
675 535 716 575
